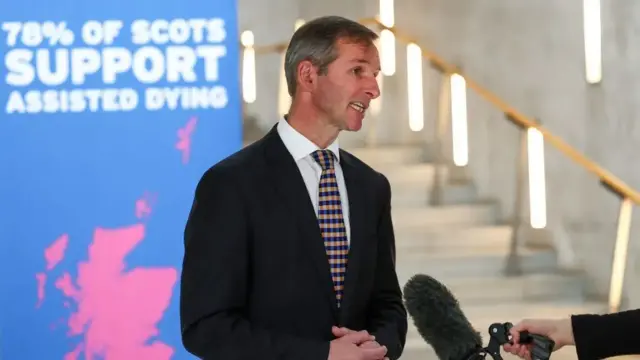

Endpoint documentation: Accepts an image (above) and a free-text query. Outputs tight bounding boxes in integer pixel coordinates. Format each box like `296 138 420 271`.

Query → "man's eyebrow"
349 58 381 73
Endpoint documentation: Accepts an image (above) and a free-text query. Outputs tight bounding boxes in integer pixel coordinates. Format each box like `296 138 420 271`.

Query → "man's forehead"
337 38 375 48
336 40 379 56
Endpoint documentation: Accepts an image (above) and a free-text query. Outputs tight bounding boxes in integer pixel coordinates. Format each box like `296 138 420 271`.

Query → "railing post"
504 113 528 276
429 72 451 206
601 183 634 312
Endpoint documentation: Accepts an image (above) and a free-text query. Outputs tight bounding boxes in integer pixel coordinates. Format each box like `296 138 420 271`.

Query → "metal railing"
240 17 639 313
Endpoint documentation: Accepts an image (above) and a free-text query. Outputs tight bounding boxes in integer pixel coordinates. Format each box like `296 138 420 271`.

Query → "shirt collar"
277 117 340 162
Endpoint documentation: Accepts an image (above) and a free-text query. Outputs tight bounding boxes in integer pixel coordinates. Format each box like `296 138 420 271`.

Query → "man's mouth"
349 102 366 113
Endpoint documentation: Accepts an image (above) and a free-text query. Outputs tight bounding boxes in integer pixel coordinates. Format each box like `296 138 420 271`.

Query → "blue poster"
0 0 241 358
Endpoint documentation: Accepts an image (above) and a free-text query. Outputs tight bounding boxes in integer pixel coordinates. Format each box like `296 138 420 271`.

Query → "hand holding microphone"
503 318 574 360
403 274 555 360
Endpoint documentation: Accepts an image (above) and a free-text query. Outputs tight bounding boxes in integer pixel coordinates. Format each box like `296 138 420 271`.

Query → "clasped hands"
329 326 389 360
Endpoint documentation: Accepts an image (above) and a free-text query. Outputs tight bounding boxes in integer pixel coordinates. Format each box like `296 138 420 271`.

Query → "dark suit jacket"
572 309 640 359
179 125 408 360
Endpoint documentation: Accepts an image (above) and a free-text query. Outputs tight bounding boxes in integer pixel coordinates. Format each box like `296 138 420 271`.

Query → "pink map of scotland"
35 195 178 360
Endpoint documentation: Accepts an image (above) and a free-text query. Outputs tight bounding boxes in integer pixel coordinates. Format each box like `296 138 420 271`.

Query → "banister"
243 16 640 205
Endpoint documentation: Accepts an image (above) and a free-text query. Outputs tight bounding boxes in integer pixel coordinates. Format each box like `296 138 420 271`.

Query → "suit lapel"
262 126 339 319
339 151 369 320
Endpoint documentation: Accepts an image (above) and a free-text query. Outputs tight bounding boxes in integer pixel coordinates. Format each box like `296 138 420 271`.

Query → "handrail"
247 16 640 204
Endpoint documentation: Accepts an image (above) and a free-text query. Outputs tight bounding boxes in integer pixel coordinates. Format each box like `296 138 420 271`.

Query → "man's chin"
344 118 364 132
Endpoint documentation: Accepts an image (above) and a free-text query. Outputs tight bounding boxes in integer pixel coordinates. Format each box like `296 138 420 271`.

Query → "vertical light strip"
379 0 395 76
609 198 633 313
450 73 468 166
527 127 547 229
379 0 394 27
380 30 395 76
583 0 602 84
406 43 423 131
278 19 305 116
241 31 256 103
369 39 383 116
294 19 305 30
277 53 288 117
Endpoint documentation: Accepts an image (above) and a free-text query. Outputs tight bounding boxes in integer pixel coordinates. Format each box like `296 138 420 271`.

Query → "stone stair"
346 145 612 360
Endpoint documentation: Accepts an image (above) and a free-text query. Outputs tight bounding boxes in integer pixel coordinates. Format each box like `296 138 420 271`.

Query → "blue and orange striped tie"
311 149 349 308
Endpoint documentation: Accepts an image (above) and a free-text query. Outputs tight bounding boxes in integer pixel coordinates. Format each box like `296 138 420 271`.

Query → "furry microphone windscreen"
403 273 484 360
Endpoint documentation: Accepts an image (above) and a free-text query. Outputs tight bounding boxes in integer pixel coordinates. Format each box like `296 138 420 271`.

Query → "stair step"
396 273 585 304
396 247 557 278
405 300 608 337
392 203 499 228
377 163 445 184
401 301 608 359
392 181 479 207
395 225 512 251
348 146 425 165
351 149 479 206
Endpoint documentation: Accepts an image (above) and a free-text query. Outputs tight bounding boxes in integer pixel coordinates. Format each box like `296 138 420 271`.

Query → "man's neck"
286 104 340 149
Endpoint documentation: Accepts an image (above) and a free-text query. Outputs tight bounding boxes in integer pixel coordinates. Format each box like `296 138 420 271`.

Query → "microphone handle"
518 331 555 360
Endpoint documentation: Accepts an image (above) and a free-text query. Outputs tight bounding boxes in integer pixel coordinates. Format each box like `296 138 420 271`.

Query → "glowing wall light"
379 0 395 76
583 0 602 84
527 127 547 229
450 73 468 166
379 0 394 28
294 19 305 30
277 54 289 117
406 43 423 131
241 30 256 103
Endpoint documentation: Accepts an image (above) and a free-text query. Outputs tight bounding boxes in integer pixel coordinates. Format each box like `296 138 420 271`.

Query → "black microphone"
403 273 555 360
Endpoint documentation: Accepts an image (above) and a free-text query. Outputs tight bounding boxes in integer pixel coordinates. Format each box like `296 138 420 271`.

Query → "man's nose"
365 78 381 100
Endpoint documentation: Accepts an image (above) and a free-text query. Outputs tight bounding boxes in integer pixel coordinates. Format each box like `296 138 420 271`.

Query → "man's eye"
352 67 363 75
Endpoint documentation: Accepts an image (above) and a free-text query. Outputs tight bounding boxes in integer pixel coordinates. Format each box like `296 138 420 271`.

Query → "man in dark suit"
179 15 407 360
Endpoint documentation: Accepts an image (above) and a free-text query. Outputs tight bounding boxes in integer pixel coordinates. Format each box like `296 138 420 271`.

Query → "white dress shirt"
276 118 351 245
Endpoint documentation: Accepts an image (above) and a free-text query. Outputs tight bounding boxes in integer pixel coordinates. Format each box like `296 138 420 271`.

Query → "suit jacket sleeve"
366 174 408 360
179 169 329 360
571 309 640 360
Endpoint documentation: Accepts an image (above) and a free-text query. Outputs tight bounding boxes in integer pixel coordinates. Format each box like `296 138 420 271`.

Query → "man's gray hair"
284 16 378 97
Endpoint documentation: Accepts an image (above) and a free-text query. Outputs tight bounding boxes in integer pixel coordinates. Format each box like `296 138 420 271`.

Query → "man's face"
312 38 381 132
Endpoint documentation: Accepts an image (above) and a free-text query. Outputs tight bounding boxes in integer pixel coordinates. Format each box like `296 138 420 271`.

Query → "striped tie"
311 149 349 307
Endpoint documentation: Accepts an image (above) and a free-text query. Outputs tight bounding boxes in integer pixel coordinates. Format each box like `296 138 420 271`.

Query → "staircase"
347 145 609 360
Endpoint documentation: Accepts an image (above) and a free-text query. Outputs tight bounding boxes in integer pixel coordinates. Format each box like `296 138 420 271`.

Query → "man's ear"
296 60 318 93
